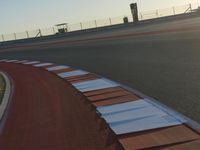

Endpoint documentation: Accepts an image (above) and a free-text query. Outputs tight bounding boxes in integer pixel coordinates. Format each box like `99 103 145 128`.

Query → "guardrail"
0 3 197 42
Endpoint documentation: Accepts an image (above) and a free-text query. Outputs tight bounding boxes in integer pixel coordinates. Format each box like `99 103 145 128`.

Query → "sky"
0 0 198 34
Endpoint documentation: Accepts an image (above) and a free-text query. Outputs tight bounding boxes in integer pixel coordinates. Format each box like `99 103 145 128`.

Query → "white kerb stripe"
97 99 149 116
0 59 8 62
47 65 69 71
111 115 182 135
73 79 117 88
15 60 28 63
24 61 40 65
102 105 166 124
34 63 53 67
78 85 118 93
57 70 88 78
98 99 184 135
73 79 119 92
5 60 18 62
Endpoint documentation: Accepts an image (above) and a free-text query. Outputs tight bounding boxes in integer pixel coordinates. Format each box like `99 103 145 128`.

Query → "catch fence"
0 4 197 42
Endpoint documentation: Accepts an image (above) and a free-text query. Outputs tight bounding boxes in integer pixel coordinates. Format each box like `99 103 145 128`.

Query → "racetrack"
1 16 200 123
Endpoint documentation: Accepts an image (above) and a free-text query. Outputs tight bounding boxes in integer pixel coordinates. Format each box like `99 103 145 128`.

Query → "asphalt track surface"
0 63 122 150
1 16 200 124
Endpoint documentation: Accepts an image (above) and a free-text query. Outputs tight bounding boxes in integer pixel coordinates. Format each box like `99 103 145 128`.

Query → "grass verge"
0 74 5 105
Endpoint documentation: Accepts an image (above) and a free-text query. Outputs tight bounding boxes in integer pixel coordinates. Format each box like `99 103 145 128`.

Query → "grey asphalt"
1 16 200 123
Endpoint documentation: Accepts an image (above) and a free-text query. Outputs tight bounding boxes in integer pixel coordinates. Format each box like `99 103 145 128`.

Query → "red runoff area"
0 63 122 150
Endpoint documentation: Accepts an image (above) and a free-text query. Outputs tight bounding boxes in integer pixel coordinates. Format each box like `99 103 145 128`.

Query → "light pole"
197 0 199 7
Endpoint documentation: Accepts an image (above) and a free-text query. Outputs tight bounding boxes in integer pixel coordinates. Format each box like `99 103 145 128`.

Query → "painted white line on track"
0 72 11 124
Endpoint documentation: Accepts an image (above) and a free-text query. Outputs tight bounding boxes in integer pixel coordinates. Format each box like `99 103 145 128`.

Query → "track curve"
0 62 120 150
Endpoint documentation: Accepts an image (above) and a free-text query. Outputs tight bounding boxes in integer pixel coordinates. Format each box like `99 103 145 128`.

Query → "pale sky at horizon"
0 0 198 34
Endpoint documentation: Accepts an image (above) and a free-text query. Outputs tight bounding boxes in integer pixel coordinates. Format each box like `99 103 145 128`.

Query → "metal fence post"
80 22 83 30
52 27 55 34
140 13 143 19
14 33 17 40
35 29 42 37
67 24 70 32
26 31 29 38
95 20 97 28
189 3 192 12
173 7 176 15
109 18 112 25
1 35 4 41
156 9 159 18
39 29 42 37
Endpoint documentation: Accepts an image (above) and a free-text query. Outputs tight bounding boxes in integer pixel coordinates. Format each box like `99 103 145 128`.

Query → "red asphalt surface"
0 63 122 150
